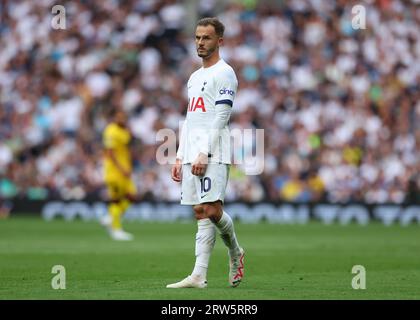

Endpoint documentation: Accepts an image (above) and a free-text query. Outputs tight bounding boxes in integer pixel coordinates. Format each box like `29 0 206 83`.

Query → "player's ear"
218 36 224 47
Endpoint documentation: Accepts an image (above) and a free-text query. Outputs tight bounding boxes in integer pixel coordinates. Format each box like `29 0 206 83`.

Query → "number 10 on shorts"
200 177 211 193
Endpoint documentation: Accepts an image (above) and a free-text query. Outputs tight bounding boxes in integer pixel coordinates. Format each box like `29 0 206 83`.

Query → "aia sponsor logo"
188 97 206 112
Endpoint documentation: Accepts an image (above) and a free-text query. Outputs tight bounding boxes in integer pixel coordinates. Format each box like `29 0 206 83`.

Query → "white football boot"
166 275 207 289
110 229 134 241
229 247 245 287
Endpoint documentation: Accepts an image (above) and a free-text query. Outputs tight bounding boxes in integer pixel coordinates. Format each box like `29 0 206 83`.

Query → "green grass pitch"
0 216 419 299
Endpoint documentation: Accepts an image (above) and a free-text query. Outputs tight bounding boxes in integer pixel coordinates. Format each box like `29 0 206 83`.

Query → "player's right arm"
171 158 182 182
103 126 131 178
104 148 131 178
171 119 187 182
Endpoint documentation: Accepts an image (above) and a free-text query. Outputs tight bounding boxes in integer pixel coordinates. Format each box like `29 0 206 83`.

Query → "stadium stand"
0 0 419 204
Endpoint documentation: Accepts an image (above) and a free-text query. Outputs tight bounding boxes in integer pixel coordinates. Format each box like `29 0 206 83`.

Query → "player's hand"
172 159 182 182
191 152 208 176
122 169 131 179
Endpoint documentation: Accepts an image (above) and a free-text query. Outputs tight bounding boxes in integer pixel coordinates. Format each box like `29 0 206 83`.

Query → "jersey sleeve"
176 119 187 160
214 68 238 108
198 68 238 156
198 102 232 156
103 126 118 149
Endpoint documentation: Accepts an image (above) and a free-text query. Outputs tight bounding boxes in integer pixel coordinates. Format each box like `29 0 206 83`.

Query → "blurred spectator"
0 0 419 204
0 200 13 219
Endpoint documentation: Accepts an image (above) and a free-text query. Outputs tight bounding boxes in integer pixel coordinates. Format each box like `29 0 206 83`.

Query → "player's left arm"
103 128 131 178
202 69 237 157
192 70 237 176
191 103 233 176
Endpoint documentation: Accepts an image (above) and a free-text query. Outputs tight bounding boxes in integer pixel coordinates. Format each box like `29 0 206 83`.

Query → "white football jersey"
177 59 238 164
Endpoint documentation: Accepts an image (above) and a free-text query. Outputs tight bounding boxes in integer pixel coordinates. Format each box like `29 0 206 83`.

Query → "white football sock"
214 211 241 257
191 218 216 279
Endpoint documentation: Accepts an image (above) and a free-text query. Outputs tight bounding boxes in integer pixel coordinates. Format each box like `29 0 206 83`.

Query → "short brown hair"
196 17 225 37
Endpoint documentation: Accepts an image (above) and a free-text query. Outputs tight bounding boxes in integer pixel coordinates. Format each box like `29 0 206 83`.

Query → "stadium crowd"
0 0 419 204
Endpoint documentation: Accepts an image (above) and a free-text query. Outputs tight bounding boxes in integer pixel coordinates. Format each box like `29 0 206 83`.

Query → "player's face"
115 112 127 127
195 25 222 59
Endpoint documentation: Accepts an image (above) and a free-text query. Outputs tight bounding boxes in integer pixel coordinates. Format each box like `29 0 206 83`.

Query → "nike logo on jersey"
188 97 206 112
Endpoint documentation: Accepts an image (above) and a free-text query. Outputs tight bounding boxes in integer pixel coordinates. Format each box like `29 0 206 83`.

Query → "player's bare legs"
190 205 216 283
166 201 244 289
101 188 135 241
168 154 244 288
167 205 217 289
195 201 245 287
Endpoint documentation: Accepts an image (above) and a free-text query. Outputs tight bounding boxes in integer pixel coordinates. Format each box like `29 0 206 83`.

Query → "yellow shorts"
105 177 136 201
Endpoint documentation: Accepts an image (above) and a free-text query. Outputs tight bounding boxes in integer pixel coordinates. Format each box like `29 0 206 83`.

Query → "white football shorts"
181 163 230 205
